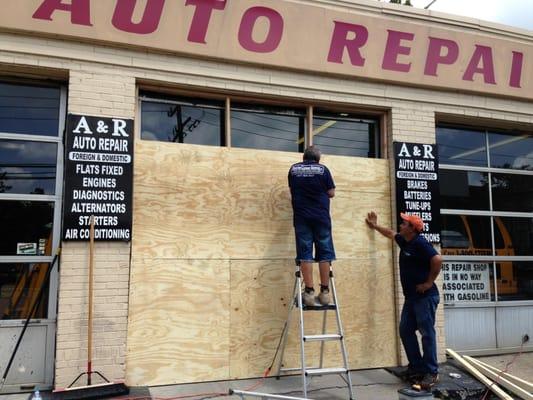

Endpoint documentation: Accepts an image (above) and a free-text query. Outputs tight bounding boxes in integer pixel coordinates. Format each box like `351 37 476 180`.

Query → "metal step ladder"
275 265 355 399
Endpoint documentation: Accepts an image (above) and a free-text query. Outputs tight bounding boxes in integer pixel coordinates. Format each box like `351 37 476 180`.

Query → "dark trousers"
399 295 440 375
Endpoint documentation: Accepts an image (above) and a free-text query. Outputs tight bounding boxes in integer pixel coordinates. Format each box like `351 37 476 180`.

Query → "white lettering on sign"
395 142 439 243
72 116 93 134
63 114 133 242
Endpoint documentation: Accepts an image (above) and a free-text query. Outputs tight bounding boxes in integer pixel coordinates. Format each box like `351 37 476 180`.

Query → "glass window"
491 173 533 212
438 125 533 304
439 170 489 210
496 261 533 301
437 126 487 167
441 215 492 256
231 104 304 152
489 131 533 171
0 140 57 195
312 111 379 157
468 215 493 250
0 82 60 136
141 99 224 146
496 217 533 256
440 215 470 250
0 262 50 319
0 200 54 256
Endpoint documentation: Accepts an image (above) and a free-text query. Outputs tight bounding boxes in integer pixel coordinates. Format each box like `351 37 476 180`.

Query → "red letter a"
32 0 92 26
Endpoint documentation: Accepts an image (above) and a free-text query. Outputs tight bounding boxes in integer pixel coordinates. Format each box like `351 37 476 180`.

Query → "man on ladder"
288 145 336 306
284 145 354 399
231 146 353 399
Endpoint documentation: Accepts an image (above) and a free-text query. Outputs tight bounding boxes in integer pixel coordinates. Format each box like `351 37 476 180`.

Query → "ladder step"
303 334 342 342
293 297 337 310
305 367 348 376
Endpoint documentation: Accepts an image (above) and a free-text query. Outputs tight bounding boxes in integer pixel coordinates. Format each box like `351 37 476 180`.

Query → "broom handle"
88 216 95 385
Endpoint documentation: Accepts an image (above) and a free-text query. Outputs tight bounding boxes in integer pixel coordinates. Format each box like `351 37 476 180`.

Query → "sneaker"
302 290 316 307
413 373 439 391
318 288 330 305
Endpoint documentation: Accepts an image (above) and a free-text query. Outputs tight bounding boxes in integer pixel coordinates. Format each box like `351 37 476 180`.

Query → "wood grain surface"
127 142 396 386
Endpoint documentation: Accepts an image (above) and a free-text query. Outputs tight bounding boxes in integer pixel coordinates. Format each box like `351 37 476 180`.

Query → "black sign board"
62 114 133 241
394 142 441 243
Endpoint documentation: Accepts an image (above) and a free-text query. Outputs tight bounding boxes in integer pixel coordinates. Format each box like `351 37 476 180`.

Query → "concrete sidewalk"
147 351 533 399
149 369 405 400
2 351 532 399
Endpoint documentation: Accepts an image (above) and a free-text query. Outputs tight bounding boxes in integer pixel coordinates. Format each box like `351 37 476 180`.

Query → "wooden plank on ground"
446 349 513 400
464 357 533 393
464 356 533 400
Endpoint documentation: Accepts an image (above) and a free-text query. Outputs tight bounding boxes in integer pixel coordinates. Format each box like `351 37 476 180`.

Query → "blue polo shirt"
288 160 335 226
395 233 439 299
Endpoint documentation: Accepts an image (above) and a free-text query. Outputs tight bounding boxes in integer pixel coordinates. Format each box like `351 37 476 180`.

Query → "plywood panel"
134 143 391 260
326 155 390 193
331 191 392 257
130 143 397 386
229 259 295 379
226 151 391 259
229 258 397 378
126 259 230 386
133 142 233 259
227 148 298 259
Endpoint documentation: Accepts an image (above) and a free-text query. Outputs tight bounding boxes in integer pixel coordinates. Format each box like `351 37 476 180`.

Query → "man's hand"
365 211 378 229
366 211 395 239
416 282 433 293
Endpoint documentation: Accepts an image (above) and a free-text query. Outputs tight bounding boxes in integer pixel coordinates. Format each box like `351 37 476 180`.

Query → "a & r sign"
62 114 134 241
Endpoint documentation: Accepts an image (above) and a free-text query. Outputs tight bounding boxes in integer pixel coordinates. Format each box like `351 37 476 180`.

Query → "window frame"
139 91 382 159
438 124 533 305
0 80 66 320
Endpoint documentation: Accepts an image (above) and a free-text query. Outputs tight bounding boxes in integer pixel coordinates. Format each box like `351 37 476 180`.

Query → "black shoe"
413 373 439 391
397 367 424 382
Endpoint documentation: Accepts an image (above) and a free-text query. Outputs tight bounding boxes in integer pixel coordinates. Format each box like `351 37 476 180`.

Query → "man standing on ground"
365 211 442 389
288 146 336 307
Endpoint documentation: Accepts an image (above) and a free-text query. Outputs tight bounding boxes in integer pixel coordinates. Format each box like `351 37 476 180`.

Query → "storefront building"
0 0 531 393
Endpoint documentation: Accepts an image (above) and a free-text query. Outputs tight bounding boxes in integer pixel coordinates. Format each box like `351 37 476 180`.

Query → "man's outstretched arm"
365 211 395 239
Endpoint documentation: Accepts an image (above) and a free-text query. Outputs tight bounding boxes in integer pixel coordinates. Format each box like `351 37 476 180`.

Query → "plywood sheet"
133 143 391 260
133 142 233 259
229 258 397 378
325 155 390 193
331 191 392 257
226 148 299 259
229 259 295 378
130 143 397 385
126 259 230 386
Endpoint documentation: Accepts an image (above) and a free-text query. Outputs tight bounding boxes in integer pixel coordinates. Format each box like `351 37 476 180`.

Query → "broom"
52 216 128 399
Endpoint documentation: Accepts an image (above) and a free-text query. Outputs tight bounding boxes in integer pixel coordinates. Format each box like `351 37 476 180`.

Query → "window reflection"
0 201 53 256
497 217 533 256
231 105 304 152
491 173 533 212
141 100 224 146
312 111 379 157
0 82 60 136
0 140 57 195
439 170 489 210
441 215 492 255
437 127 487 167
0 263 50 319
489 132 533 171
496 261 533 301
